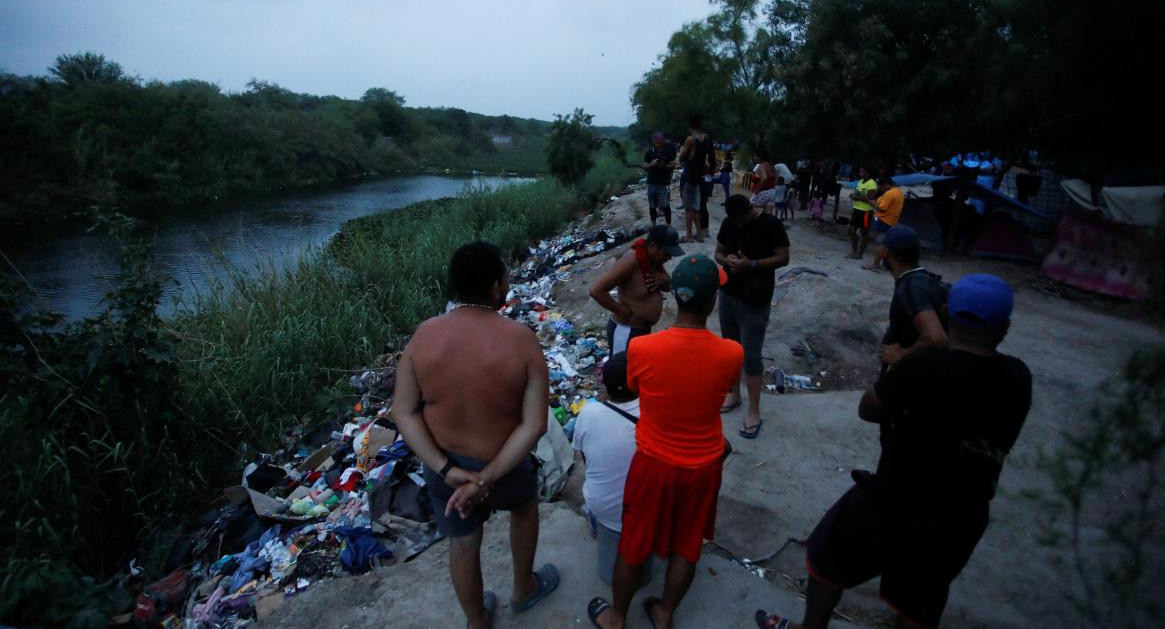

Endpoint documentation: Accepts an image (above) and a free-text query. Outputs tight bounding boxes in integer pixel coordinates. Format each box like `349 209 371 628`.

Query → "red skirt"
618 451 723 565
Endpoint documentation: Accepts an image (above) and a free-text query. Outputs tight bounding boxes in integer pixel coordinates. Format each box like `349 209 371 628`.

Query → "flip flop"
755 610 791 628
739 419 763 439
642 596 663 629
719 399 742 413
588 597 613 628
512 564 560 614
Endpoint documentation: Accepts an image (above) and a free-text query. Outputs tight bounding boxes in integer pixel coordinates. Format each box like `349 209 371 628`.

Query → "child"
810 190 825 221
774 176 788 220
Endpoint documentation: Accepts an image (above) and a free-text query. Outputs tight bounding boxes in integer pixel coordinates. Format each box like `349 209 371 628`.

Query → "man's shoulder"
994 353 1032 386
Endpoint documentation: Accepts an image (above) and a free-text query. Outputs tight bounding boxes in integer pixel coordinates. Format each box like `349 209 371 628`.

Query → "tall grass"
170 176 580 463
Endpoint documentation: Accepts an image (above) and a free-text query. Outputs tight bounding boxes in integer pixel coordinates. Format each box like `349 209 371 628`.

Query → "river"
1 174 530 320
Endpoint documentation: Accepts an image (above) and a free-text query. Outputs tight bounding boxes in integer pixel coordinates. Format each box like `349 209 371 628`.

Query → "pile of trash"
127 354 446 628
125 223 642 629
513 227 639 283
503 224 645 440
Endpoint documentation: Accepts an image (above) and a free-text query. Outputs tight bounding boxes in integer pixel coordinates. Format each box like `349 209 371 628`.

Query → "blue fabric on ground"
335 526 393 574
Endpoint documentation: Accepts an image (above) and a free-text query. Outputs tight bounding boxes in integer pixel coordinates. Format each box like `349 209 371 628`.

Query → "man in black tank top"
677 115 712 243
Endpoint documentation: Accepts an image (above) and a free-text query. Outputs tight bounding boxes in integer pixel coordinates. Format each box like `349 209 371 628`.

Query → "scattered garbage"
765 367 825 393
117 222 640 627
503 224 645 440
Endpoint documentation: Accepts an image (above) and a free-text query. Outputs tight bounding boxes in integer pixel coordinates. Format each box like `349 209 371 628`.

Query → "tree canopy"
631 0 1160 175
0 54 568 223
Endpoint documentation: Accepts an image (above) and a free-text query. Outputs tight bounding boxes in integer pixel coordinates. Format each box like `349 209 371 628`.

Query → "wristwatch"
438 459 455 479
750 260 758 270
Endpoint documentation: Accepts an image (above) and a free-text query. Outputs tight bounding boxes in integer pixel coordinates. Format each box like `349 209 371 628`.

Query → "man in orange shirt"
587 255 744 629
867 177 905 271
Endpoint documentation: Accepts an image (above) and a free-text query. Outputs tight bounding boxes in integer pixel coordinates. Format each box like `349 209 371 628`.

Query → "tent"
970 212 1036 262
1041 180 1162 301
896 197 945 251
840 174 1042 259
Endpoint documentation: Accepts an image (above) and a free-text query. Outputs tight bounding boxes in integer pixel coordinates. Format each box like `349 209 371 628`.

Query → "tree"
48 52 124 86
361 87 410 138
546 108 597 186
634 0 1162 173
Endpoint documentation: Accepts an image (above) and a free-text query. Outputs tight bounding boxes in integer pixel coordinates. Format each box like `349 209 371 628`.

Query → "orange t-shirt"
626 328 744 468
875 186 904 226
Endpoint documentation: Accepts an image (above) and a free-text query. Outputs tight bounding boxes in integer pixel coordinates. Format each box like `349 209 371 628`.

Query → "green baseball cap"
671 254 725 305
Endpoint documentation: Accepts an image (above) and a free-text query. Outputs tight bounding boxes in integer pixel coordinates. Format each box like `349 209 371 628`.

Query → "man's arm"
391 346 445 470
676 136 695 162
588 253 637 322
858 386 885 423
902 310 947 356
714 240 739 269
732 246 790 273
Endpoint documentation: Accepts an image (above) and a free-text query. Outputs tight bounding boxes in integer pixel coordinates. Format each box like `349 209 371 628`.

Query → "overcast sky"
0 0 716 125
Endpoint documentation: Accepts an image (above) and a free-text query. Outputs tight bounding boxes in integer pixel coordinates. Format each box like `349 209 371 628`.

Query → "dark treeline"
631 0 1160 177
0 52 624 223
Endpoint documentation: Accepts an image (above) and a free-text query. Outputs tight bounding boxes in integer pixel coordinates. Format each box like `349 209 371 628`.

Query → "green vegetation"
547 108 599 186
0 52 601 224
631 0 1157 174
1028 228 1165 629
0 151 637 627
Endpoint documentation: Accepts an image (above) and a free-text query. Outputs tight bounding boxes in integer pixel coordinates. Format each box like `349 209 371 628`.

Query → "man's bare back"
407 309 544 461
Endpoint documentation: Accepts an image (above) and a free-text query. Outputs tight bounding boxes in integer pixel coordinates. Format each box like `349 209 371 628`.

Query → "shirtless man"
392 241 559 629
588 225 684 354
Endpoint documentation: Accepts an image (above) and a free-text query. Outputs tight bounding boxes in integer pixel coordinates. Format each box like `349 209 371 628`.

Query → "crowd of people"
389 122 1033 629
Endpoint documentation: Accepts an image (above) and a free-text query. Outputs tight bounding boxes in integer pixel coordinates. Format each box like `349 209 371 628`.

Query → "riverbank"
263 184 1161 629
0 165 640 627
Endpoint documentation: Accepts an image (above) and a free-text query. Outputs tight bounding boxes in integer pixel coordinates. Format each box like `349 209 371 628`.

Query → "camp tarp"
896 199 945 250
970 212 1036 262
1042 206 1152 301
1060 179 1164 226
839 174 954 188
775 162 795 183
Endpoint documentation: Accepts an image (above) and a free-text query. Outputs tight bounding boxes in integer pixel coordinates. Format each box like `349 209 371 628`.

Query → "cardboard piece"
223 486 322 525
353 425 397 469
295 443 337 474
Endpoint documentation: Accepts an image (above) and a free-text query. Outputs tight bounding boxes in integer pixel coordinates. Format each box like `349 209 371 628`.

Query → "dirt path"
264 185 1162 629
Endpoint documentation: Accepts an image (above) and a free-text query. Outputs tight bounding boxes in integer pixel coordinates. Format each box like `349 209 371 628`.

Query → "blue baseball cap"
882 225 920 258
948 274 1014 328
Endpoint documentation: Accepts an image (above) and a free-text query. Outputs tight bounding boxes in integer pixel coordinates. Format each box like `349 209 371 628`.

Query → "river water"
1 174 529 320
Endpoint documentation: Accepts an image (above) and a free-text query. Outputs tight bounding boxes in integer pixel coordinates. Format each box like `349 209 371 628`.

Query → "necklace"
457 303 498 311
671 323 705 329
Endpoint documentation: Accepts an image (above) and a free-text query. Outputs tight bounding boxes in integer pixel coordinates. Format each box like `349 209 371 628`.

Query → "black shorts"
850 210 872 234
423 450 538 538
806 483 988 628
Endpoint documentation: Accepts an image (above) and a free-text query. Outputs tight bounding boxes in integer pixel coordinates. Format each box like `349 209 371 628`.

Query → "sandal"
720 399 742 413
588 597 613 628
739 419 763 439
642 596 663 629
755 610 791 628
512 564 560 614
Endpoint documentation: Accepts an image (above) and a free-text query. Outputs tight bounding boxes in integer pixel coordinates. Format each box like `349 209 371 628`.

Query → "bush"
546 108 598 186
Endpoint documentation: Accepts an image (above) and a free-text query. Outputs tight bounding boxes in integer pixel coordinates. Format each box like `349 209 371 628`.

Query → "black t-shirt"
869 349 1032 511
644 143 677 186
883 269 948 348
716 213 790 305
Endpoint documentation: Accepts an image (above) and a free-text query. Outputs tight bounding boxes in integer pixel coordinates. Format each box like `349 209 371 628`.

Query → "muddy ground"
265 185 1162 629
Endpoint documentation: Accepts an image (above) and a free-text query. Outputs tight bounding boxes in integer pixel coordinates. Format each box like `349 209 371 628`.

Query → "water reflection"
1 175 529 320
